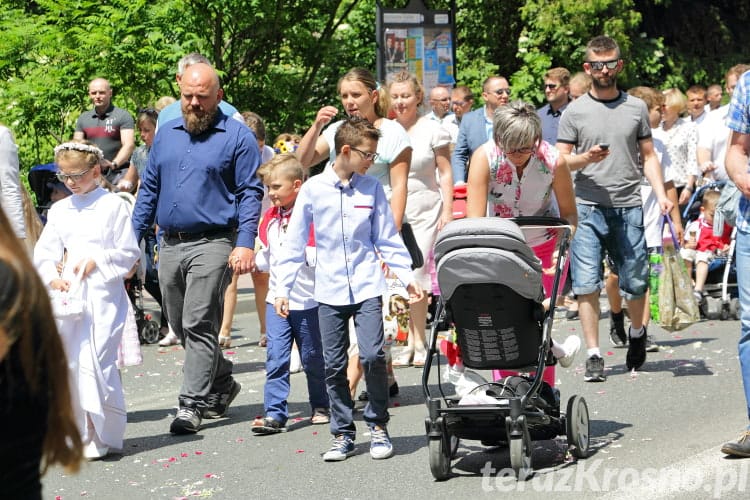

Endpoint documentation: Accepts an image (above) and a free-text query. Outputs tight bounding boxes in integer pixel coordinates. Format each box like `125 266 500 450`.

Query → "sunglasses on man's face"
586 60 619 71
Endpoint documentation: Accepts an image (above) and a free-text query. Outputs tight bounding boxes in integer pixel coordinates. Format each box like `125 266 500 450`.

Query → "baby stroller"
422 216 589 480
27 163 60 219
116 192 162 344
681 182 739 320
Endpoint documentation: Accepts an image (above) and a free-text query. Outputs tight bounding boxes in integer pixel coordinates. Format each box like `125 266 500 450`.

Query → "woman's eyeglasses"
505 146 535 155
350 146 379 161
56 168 92 183
586 60 619 71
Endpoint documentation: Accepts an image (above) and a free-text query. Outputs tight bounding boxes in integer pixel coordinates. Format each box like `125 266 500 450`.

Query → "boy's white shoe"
557 335 581 368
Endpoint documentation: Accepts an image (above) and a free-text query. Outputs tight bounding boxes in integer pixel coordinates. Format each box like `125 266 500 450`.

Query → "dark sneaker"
584 355 606 382
721 431 750 457
369 425 394 459
645 334 659 353
323 434 355 461
203 380 241 419
170 406 202 434
609 312 627 347
626 330 647 370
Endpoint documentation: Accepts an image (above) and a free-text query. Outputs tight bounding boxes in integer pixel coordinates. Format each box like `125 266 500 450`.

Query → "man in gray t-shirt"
556 35 672 382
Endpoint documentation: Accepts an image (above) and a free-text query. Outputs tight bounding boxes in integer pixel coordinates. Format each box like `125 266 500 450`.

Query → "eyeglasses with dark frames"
586 60 619 71
491 88 512 96
350 146 379 162
56 167 92 183
544 83 559 90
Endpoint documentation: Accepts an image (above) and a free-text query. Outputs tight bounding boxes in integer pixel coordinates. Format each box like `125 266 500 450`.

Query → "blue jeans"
264 304 328 424
158 234 235 409
736 228 750 421
318 297 389 439
570 204 648 300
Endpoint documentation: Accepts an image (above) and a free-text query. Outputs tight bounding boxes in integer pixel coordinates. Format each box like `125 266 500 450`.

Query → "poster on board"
378 1 456 108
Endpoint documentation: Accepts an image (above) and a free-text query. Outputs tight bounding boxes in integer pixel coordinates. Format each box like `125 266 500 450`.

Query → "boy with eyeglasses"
556 35 672 382
538 67 572 145
273 117 424 462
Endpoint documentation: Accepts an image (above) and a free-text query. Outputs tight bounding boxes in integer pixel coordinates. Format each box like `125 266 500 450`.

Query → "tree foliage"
1 0 748 173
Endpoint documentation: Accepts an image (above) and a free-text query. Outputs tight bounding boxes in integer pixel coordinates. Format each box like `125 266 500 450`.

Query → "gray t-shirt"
557 91 651 207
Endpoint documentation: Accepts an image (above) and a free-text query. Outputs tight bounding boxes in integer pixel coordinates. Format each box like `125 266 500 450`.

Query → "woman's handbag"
400 222 424 270
649 216 700 331
50 264 86 321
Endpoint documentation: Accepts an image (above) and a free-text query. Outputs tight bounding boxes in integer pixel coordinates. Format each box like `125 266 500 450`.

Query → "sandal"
392 350 413 368
218 334 231 348
311 407 330 425
251 416 286 435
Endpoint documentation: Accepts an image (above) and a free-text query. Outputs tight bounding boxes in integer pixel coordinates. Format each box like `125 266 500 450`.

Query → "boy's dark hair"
241 111 266 141
333 116 380 154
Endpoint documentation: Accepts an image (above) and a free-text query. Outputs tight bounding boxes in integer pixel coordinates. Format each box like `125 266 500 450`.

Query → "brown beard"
183 105 218 135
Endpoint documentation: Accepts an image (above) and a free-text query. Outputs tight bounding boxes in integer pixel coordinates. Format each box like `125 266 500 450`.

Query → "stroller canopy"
434 217 544 302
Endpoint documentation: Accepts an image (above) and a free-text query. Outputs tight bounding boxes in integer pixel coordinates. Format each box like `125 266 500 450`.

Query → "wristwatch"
111 160 119 170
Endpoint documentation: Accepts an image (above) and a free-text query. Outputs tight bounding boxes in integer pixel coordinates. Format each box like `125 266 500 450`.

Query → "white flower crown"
54 142 104 160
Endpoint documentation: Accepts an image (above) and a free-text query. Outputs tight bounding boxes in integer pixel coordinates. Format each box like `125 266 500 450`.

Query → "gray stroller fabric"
435 218 544 301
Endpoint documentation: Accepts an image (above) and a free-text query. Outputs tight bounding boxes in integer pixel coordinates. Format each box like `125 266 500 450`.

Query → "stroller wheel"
428 437 453 481
566 395 590 458
704 297 722 320
140 320 161 344
730 298 740 320
428 419 453 481
509 415 532 479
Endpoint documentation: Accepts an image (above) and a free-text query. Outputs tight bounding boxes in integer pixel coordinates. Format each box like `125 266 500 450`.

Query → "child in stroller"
681 184 738 319
422 217 590 481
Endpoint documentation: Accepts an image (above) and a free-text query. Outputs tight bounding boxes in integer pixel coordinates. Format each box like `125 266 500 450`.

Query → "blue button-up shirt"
726 70 750 232
132 111 263 249
274 164 414 306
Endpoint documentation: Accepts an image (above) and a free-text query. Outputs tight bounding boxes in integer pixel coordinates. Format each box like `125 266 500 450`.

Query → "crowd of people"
3 33 750 494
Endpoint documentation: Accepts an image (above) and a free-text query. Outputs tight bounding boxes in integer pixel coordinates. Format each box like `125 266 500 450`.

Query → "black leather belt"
163 227 232 241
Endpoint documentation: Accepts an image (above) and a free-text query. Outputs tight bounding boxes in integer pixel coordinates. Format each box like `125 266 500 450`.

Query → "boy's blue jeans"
263 304 328 424
318 297 389 439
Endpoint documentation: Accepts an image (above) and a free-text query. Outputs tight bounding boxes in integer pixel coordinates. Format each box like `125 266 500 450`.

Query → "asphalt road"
43 282 750 499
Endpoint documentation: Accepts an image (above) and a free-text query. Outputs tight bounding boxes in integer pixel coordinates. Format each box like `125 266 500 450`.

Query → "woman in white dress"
388 71 453 366
34 141 140 460
297 67 412 397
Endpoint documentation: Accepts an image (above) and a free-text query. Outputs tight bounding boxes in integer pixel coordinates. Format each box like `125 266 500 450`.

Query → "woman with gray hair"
466 100 579 383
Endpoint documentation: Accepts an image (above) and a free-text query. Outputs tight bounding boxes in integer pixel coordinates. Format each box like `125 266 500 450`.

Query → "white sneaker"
159 330 179 347
289 348 303 373
557 335 581 368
